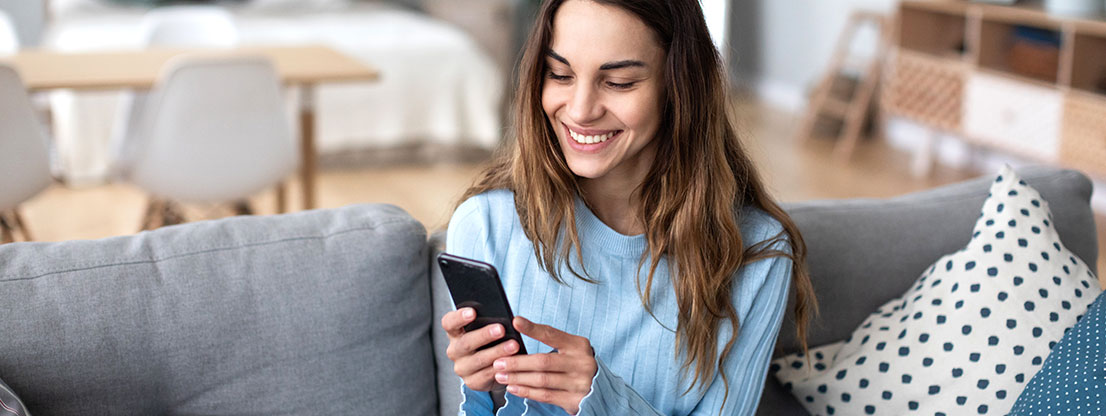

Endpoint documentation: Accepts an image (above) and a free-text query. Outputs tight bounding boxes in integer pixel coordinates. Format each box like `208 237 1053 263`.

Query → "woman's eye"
546 71 572 82
606 81 636 90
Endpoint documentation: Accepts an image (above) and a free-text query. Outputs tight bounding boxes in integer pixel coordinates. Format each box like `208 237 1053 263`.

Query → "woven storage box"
882 50 966 132
1060 92 1106 179
963 72 1062 161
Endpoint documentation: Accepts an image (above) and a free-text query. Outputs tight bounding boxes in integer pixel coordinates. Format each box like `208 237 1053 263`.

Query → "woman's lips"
563 123 621 153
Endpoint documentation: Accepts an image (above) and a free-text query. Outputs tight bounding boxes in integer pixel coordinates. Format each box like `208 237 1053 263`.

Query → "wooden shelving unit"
883 0 1106 178
899 5 970 58
1070 31 1106 93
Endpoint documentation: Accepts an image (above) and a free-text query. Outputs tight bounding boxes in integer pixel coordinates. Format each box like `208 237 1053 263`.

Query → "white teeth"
568 128 615 144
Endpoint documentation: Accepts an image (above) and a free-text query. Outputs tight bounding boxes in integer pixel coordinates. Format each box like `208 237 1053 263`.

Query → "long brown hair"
461 0 817 400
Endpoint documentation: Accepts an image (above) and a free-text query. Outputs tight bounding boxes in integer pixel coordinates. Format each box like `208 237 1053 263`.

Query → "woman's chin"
565 161 609 180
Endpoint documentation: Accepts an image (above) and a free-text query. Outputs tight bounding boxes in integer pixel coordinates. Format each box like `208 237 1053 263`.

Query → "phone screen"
438 253 527 354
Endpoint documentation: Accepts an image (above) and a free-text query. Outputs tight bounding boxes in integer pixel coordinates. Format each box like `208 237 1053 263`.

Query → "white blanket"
45 1 503 184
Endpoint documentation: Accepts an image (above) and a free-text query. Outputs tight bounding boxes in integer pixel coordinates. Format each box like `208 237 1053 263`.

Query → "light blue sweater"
446 190 792 416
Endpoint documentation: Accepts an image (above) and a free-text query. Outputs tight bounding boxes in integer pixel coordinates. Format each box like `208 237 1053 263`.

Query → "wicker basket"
1060 92 1106 179
881 50 966 132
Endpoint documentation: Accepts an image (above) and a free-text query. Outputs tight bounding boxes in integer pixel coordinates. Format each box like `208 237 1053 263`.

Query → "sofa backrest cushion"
757 166 1098 416
429 233 463 416
0 204 436 415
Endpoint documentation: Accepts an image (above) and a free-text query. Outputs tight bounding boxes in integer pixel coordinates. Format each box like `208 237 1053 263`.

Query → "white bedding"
45 1 503 184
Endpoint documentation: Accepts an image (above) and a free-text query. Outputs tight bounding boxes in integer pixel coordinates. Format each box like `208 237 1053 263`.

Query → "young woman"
440 0 816 414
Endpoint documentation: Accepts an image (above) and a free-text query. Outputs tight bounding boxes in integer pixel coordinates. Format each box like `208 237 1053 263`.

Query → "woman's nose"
567 84 603 124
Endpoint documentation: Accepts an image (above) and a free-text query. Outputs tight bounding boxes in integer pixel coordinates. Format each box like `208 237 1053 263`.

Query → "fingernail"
462 308 474 319
502 340 516 352
506 385 518 394
494 360 506 370
490 325 503 336
495 372 507 383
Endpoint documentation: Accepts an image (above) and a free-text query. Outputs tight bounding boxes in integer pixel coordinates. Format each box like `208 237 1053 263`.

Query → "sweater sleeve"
574 246 793 416
689 252 792 415
447 196 497 416
447 195 495 265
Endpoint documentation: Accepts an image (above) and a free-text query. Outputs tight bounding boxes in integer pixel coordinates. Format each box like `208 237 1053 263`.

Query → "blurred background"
0 0 1103 271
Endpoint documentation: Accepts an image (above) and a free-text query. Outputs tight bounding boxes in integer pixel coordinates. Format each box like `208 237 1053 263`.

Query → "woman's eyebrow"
547 50 646 71
548 50 570 66
598 60 646 71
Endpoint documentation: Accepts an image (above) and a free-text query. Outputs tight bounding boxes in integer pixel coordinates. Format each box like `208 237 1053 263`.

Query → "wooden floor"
16 95 1106 279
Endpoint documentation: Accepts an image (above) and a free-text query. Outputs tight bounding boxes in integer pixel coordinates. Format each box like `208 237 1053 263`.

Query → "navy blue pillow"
0 377 28 416
1009 290 1106 415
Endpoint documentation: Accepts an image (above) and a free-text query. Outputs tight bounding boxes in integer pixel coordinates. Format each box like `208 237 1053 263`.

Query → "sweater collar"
573 196 648 258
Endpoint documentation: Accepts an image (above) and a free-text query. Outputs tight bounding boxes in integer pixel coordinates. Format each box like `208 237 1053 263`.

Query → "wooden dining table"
0 44 380 211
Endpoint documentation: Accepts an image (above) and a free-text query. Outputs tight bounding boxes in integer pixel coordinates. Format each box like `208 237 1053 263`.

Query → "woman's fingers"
462 366 501 391
495 371 591 393
515 316 594 356
505 384 585 415
443 308 525 392
493 347 597 413
514 316 582 351
441 307 476 338
494 351 576 373
453 338 519 392
447 323 507 359
453 338 519 377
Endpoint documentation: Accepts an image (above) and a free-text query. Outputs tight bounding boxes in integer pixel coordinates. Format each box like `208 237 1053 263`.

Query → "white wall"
729 0 898 111
702 0 730 52
0 0 45 47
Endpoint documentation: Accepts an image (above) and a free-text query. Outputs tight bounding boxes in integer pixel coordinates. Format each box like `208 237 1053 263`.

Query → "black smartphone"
437 253 527 355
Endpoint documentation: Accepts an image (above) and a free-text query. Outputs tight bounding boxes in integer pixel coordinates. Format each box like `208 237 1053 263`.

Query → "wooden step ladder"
0 210 33 244
796 11 891 160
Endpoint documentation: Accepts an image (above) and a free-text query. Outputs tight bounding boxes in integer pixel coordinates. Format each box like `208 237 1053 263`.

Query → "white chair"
0 64 53 243
0 10 18 54
49 5 239 185
111 5 239 175
138 5 238 47
123 55 297 229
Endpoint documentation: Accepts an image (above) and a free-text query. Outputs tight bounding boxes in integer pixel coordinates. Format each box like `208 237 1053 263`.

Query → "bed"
44 0 505 184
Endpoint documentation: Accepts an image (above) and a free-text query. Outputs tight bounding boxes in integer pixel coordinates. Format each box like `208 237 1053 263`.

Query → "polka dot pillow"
771 165 1101 416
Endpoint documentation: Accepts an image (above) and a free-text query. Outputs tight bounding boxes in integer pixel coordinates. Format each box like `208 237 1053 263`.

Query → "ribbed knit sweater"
446 189 792 416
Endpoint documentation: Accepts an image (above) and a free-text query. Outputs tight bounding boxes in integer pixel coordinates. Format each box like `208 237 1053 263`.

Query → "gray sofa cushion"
0 204 435 415
758 166 1098 416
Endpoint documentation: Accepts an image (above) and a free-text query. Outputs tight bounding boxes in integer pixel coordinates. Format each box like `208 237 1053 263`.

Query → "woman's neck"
577 137 658 236
580 177 644 236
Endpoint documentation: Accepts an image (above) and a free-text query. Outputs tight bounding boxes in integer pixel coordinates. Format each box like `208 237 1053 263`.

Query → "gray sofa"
0 166 1096 415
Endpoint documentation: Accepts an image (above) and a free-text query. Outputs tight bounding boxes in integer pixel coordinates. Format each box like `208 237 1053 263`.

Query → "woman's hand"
441 307 522 391
493 316 597 415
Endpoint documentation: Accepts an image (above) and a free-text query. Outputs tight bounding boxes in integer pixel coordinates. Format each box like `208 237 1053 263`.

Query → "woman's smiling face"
541 0 666 183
